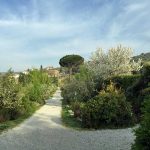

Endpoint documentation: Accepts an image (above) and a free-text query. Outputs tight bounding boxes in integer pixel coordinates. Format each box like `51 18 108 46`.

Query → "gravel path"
0 89 135 150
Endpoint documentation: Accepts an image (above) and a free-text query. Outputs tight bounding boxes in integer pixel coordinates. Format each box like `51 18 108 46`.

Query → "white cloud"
0 0 150 71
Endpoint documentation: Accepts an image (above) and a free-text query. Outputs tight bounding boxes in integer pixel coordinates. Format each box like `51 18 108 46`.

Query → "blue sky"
0 0 150 71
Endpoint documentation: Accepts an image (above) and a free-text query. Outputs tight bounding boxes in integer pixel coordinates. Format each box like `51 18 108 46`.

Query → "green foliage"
0 73 23 121
61 78 91 104
0 102 40 133
142 62 150 77
62 105 82 129
18 73 30 85
126 63 150 117
59 55 84 76
28 69 53 85
60 48 149 130
132 96 150 150
71 101 84 118
19 70 57 104
133 52 150 63
0 69 58 123
81 83 133 128
141 87 150 96
106 74 141 91
59 55 84 68
61 66 95 104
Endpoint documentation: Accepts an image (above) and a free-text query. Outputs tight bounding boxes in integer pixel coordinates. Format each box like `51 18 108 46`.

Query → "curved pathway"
0 89 135 150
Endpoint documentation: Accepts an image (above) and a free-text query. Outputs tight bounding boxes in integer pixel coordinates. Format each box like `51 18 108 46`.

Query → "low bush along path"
0 89 135 150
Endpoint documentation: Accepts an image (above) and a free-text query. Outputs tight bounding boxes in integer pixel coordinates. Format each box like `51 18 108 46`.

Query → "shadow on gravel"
0 114 135 150
0 89 135 150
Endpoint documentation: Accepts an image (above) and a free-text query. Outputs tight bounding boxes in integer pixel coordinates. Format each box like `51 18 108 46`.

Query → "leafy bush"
25 83 57 105
105 74 140 91
71 101 84 118
18 72 30 85
0 72 23 121
61 66 95 104
81 83 133 128
127 63 150 98
0 69 57 123
23 83 44 104
141 87 150 96
126 63 150 117
142 62 150 77
61 78 92 104
132 96 150 150
19 70 57 104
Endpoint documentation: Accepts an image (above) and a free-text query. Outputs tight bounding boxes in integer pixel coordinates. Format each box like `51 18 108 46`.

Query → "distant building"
45 66 53 70
44 66 60 77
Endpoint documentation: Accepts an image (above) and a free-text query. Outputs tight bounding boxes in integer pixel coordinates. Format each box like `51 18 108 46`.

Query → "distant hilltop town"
44 66 60 77
0 66 60 79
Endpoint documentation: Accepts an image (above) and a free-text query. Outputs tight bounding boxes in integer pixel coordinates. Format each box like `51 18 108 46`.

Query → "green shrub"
61 76 95 104
71 101 84 118
61 65 98 105
81 83 133 128
142 62 150 77
0 69 58 123
24 83 56 105
141 87 150 96
18 73 30 85
19 70 57 105
132 95 150 150
105 74 140 91
25 83 43 104
126 63 150 117
0 72 23 121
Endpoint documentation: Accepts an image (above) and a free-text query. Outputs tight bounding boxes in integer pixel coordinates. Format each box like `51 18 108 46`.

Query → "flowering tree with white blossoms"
86 45 142 79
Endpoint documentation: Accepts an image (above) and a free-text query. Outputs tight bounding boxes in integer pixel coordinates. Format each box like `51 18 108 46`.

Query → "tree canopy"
59 54 84 77
59 54 84 68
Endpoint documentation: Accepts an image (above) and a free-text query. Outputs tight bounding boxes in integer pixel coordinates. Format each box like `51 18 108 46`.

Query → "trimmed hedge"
126 63 150 117
105 74 141 91
132 95 150 150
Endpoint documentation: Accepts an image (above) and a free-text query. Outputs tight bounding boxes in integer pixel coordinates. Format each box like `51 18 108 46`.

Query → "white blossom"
87 45 143 79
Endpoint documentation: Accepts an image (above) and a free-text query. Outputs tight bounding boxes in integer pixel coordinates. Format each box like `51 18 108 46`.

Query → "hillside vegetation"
133 52 150 62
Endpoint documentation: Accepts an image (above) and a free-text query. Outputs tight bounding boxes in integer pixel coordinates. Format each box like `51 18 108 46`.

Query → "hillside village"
0 66 60 80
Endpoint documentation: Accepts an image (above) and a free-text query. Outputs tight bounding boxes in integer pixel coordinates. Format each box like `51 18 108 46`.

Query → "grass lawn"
61 105 82 130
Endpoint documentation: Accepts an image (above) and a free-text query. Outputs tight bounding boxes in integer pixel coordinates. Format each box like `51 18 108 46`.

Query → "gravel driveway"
0 89 135 150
